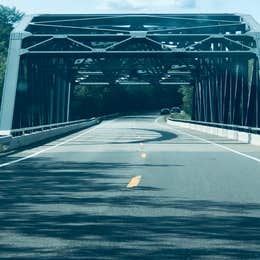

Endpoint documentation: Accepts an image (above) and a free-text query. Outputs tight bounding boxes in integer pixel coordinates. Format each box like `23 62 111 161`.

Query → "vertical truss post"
192 80 197 120
241 60 245 125
56 74 61 123
223 63 228 124
0 16 33 134
208 60 214 122
198 81 203 121
192 82 196 121
232 61 240 124
228 62 234 124
202 71 209 121
219 58 224 123
245 58 255 126
50 84 54 124
213 58 219 123
60 78 64 122
67 82 71 122
255 59 260 127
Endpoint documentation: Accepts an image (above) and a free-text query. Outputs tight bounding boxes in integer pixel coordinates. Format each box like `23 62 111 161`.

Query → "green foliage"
0 54 7 98
70 84 183 119
169 113 191 120
0 5 23 25
0 5 23 99
178 85 193 115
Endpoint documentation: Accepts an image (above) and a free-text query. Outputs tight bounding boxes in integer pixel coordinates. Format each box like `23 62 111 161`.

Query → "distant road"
1 114 260 259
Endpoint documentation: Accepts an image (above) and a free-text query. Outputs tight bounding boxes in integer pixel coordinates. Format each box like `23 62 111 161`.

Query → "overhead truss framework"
0 14 260 132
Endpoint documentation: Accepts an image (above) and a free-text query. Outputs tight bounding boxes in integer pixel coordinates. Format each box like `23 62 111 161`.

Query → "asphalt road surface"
0 114 260 259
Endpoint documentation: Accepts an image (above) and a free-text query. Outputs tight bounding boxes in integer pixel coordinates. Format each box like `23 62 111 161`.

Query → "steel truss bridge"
1 13 260 134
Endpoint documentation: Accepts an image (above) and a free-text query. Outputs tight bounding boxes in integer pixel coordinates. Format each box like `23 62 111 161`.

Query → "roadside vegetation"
169 112 191 120
71 84 183 119
178 85 193 116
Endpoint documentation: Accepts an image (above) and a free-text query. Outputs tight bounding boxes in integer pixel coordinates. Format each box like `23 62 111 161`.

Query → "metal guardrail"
99 113 120 121
168 117 260 135
10 113 120 137
0 113 120 152
10 118 96 137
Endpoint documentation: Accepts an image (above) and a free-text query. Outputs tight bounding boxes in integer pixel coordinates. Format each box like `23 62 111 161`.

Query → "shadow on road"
0 157 260 259
109 128 178 144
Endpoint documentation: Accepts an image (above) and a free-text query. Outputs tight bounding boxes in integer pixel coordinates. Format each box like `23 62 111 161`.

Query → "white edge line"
0 120 113 169
155 117 260 163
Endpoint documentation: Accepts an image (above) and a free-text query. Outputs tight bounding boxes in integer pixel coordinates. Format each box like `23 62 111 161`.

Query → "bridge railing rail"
9 113 120 137
0 113 119 152
10 118 97 137
168 118 260 135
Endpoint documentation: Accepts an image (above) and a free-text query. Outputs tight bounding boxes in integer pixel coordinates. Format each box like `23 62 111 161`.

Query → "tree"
178 85 193 115
0 5 23 100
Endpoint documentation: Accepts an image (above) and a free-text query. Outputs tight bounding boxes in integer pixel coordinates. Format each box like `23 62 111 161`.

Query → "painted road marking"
127 175 142 188
140 151 147 159
0 120 114 169
155 118 260 163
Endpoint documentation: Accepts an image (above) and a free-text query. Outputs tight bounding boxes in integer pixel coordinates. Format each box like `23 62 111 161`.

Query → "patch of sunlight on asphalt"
47 169 86 173
0 231 68 249
28 203 108 214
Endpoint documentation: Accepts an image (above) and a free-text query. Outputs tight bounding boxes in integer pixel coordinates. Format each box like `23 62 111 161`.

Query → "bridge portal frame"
1 13 260 134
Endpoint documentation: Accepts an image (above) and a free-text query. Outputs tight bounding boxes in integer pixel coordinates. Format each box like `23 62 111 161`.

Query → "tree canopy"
0 5 23 99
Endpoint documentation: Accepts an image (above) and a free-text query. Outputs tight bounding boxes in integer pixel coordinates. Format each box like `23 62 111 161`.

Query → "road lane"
0 114 260 259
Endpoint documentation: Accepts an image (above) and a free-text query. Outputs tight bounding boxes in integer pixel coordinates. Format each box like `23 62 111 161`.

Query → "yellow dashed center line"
127 175 142 188
140 151 147 159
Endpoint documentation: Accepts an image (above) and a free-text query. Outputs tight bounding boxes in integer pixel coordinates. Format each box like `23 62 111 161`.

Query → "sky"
1 0 260 23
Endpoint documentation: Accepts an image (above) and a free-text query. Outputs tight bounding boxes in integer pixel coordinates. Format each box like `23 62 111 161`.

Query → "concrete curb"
167 119 260 146
0 135 12 152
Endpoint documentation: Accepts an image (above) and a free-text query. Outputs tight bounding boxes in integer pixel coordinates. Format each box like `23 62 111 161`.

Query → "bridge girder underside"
1 14 260 131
